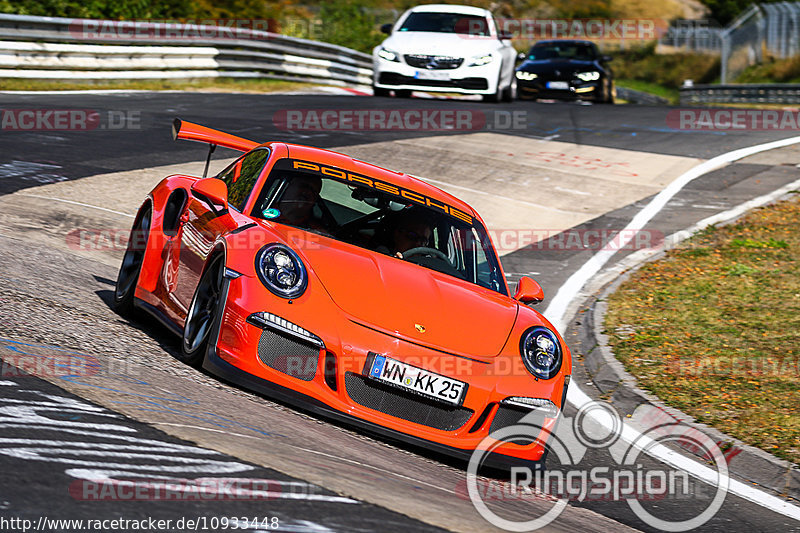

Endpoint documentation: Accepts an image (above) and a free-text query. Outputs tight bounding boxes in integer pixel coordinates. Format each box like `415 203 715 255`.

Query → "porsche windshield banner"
285 159 474 224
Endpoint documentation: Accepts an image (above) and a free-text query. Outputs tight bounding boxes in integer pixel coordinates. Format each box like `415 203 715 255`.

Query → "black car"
515 40 614 103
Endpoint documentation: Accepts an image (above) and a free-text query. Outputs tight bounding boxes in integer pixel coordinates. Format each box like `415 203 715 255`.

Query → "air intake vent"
344 372 473 431
257 329 319 381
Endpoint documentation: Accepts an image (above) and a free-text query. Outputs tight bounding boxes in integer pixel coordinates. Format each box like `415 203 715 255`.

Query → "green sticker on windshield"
263 208 281 219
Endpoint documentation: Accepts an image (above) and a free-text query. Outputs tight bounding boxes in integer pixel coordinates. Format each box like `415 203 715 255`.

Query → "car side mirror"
517 52 527 61
514 276 544 304
191 177 229 214
380 23 393 34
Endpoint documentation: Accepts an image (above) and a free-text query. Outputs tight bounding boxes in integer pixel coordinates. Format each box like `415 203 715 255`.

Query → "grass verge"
604 195 800 464
615 79 680 104
0 77 316 93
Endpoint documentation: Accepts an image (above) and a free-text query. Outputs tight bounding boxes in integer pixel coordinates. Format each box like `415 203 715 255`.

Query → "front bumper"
373 57 499 95
208 273 568 467
517 78 602 101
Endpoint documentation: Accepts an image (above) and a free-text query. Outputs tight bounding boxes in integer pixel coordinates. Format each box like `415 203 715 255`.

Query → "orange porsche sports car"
114 119 571 469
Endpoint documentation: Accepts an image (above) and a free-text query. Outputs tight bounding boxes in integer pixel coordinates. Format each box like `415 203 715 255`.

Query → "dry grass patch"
605 195 800 464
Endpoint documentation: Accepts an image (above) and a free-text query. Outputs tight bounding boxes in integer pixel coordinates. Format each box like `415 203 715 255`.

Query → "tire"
180 254 225 367
373 85 390 97
482 87 501 102
516 86 535 102
501 77 515 103
599 80 615 104
113 208 151 316
394 89 412 98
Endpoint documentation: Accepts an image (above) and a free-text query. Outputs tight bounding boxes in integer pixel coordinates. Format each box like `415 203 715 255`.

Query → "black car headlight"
515 71 538 81
255 243 307 299
576 71 600 82
520 326 562 380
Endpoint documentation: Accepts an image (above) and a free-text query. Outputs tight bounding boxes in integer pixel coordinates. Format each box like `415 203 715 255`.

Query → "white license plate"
414 70 451 81
367 354 466 406
546 81 570 90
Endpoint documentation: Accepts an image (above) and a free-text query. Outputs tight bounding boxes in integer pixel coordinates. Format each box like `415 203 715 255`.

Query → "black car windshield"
399 12 489 36
251 158 507 295
528 43 597 60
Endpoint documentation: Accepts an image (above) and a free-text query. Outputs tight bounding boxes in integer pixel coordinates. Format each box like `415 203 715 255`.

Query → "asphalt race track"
0 89 799 533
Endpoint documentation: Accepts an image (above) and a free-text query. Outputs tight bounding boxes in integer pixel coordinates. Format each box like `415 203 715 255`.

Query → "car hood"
380 32 500 59
300 238 518 358
518 58 599 75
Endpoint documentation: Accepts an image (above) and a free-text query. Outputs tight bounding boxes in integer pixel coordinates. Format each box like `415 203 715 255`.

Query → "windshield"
251 158 507 295
527 43 597 61
398 12 490 36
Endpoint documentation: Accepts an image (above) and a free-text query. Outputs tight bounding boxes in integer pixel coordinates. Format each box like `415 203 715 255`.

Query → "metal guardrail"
0 13 373 85
680 83 800 104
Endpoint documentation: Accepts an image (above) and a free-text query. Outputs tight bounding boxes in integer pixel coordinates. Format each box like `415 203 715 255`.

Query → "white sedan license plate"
546 81 570 90
415 70 450 81
368 354 466 406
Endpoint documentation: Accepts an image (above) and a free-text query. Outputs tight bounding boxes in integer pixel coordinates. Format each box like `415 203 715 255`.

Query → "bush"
0 0 193 19
315 0 383 54
735 55 800 83
610 43 720 89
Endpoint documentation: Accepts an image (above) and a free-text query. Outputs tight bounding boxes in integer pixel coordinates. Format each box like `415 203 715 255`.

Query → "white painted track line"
545 135 800 521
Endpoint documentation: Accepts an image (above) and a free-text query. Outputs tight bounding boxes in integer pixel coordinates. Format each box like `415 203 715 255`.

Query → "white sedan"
372 4 516 102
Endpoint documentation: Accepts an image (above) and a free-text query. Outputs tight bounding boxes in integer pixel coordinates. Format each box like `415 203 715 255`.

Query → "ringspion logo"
466 401 730 531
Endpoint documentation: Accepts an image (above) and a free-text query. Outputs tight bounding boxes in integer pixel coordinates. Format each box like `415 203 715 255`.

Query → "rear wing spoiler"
172 118 260 178
172 118 259 152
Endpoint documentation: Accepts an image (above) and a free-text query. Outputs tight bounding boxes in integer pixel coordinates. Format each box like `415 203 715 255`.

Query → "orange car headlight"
255 243 308 299
520 326 562 380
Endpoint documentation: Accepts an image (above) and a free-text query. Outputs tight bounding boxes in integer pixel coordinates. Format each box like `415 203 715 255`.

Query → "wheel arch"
202 240 229 278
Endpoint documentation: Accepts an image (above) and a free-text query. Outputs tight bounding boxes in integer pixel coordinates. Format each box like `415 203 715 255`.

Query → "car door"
172 148 271 318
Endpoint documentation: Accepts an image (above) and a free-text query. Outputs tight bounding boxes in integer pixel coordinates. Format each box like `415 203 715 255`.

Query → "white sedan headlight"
468 54 493 66
377 47 400 62
576 71 601 82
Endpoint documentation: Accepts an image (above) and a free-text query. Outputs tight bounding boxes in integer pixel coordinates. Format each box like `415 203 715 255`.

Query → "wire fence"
659 3 800 83
719 2 800 82
659 20 724 53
